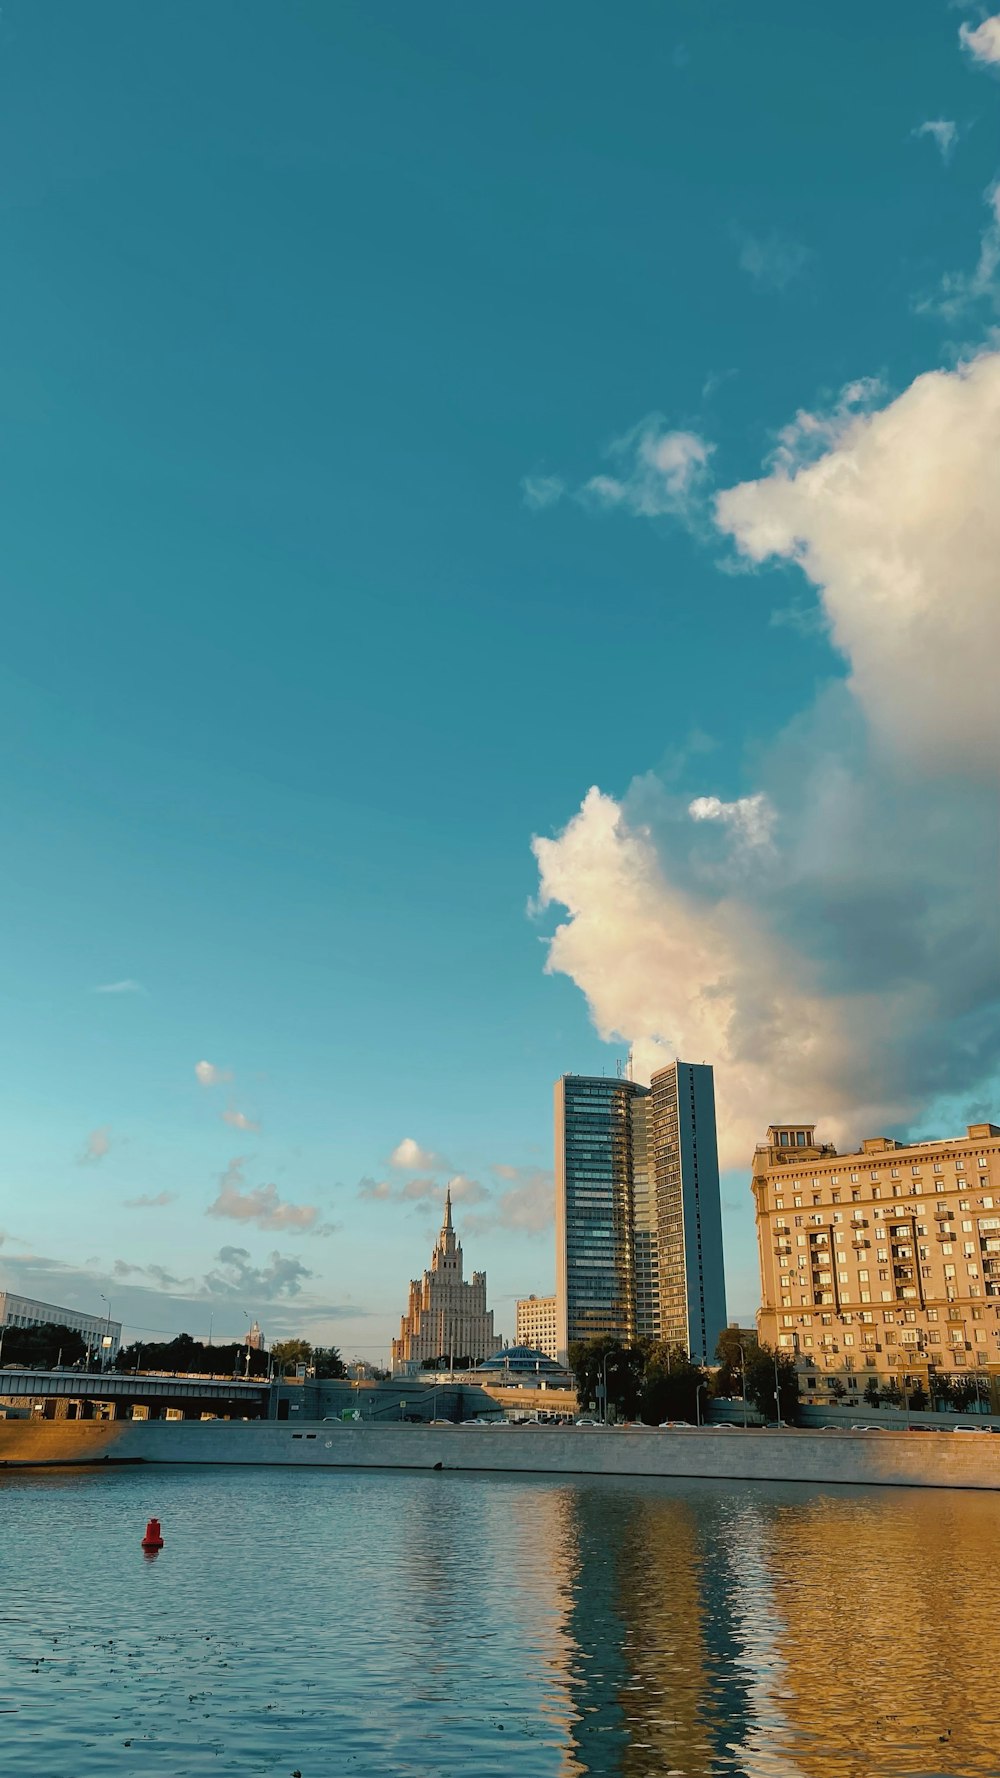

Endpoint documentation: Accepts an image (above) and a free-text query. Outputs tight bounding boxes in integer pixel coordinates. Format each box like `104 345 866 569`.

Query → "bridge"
0 1368 269 1420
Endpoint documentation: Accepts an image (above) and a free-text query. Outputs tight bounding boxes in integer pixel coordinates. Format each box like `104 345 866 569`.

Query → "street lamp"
773 1351 782 1426
601 1352 617 1426
736 1343 749 1429
99 1295 112 1372
695 1380 707 1427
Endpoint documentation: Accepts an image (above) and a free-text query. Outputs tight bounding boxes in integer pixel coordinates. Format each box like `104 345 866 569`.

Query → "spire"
443 1186 453 1233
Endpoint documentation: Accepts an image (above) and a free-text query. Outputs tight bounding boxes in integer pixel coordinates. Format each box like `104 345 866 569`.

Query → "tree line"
567 1326 800 1424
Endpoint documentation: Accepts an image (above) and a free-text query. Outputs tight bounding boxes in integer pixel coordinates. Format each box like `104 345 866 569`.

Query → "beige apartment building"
753 1121 1000 1404
515 1294 558 1359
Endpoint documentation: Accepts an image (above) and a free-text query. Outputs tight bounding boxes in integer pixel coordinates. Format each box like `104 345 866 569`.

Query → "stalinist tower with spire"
390 1189 502 1372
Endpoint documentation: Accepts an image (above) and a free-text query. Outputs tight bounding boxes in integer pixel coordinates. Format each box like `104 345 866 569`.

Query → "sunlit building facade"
554 1062 727 1365
753 1120 1000 1402
391 1190 501 1373
515 1294 558 1358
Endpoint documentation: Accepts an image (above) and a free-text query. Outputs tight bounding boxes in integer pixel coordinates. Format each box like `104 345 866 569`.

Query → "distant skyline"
0 2 997 1358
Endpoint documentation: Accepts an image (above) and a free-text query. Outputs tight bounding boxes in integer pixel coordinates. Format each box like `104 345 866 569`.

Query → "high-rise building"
752 1120 1000 1403
554 1062 727 1365
391 1190 501 1373
515 1293 558 1359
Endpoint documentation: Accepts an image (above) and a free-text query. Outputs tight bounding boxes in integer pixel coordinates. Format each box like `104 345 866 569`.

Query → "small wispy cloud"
580 418 714 524
959 14 1000 69
912 119 958 163
521 473 566 511
94 979 144 995
222 1107 259 1132
195 1060 232 1088
917 178 1000 318
124 1190 176 1209
206 1158 335 1235
735 228 811 293
78 1127 111 1167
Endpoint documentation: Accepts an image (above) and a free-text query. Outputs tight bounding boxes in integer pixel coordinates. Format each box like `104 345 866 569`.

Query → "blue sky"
1 2 998 1353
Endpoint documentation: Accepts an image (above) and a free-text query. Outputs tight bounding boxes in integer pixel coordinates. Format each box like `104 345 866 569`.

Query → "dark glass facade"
555 1063 727 1364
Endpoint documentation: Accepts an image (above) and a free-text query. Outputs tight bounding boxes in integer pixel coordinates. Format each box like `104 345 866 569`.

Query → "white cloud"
206 1158 330 1234
78 1127 111 1166
919 179 1000 317
521 473 566 510
716 350 1000 776
912 119 958 162
735 230 811 293
124 1191 176 1209
688 793 776 850
195 1060 232 1088
222 1107 259 1132
960 14 1000 66
533 352 1000 1169
94 979 144 995
389 1137 444 1171
581 418 713 522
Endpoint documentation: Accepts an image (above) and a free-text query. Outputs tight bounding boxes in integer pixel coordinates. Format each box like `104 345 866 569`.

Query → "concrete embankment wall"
3 1418 1000 1491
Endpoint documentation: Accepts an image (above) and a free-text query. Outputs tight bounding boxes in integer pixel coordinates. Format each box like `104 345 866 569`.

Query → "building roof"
477 1345 567 1376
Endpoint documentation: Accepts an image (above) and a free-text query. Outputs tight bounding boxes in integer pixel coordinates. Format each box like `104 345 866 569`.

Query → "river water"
1 1464 996 1777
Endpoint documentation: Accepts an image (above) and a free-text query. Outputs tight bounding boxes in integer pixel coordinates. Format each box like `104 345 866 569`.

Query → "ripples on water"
1 1464 997 1776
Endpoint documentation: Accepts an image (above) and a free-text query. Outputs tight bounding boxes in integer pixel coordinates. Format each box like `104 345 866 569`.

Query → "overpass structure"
0 1368 269 1420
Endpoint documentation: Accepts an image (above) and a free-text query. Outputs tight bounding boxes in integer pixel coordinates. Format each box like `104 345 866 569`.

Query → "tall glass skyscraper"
554 1062 727 1365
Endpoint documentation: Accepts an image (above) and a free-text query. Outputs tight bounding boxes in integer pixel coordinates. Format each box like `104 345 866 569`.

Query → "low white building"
0 1291 122 1359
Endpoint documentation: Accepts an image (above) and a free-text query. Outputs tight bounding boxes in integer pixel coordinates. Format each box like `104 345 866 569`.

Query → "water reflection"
1 1467 999 1776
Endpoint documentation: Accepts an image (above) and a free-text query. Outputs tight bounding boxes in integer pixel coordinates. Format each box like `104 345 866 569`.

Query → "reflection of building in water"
614 1495 721 1777
759 1490 1000 1777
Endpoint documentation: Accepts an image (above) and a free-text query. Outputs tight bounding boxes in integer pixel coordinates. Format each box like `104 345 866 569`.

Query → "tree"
567 1337 644 1419
713 1326 759 1399
271 1339 313 1370
639 1346 706 1424
908 1382 928 1411
0 1321 87 1370
115 1333 268 1378
863 1378 881 1409
745 1344 800 1422
312 1345 346 1380
828 1378 847 1401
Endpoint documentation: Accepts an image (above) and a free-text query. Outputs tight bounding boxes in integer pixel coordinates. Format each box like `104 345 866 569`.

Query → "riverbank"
3 1416 1000 1490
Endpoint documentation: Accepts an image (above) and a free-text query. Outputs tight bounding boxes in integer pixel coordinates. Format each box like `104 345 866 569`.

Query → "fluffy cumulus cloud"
78 1127 111 1166
207 1159 334 1235
389 1137 444 1172
533 353 1000 1168
960 14 1000 67
717 352 1000 774
912 119 958 163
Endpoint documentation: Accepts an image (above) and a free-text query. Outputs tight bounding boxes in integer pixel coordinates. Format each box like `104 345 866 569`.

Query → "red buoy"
141 1517 163 1551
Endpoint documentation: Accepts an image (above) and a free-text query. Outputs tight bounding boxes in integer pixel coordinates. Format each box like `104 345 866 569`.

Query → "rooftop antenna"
616 1056 623 1079
626 1048 634 1082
